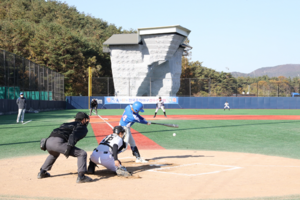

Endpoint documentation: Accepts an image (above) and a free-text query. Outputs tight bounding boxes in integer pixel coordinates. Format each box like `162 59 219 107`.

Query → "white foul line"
92 112 109 120
147 163 242 176
97 114 113 129
22 120 32 125
92 111 113 129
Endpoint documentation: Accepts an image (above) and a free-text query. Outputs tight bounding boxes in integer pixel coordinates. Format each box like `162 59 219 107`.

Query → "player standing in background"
16 92 26 123
224 101 230 111
37 112 92 183
87 126 131 177
153 97 167 118
89 98 98 116
120 101 150 163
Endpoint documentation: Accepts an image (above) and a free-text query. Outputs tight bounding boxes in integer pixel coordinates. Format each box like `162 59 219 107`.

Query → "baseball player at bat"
87 126 131 177
153 97 167 118
120 101 150 163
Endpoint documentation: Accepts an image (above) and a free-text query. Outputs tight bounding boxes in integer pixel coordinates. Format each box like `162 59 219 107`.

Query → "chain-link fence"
0 50 64 101
0 50 65 114
238 81 298 97
92 77 298 97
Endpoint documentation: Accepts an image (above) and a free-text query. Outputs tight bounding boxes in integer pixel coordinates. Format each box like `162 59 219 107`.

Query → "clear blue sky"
63 0 300 73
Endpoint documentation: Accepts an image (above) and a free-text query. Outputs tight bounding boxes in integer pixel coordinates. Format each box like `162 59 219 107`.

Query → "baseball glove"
116 166 132 177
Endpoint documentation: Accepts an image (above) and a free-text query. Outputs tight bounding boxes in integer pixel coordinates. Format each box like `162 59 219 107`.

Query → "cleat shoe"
76 175 93 183
135 157 148 163
37 171 50 179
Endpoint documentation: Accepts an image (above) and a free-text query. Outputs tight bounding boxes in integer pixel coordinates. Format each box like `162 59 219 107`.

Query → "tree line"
180 56 300 97
0 0 133 96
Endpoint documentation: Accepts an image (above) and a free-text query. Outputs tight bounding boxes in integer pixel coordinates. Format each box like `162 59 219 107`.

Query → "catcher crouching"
87 126 132 177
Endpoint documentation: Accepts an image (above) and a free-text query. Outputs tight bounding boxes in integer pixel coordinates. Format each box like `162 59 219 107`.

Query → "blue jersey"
120 105 148 127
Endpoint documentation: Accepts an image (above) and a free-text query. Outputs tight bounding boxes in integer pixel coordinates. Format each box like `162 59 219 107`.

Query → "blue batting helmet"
132 101 144 113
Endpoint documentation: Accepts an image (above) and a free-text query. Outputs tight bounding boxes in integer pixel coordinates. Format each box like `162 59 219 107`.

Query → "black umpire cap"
75 112 89 120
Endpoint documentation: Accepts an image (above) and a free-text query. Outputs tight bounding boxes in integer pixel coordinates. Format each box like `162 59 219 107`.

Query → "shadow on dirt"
47 154 211 182
90 162 172 180
90 154 211 180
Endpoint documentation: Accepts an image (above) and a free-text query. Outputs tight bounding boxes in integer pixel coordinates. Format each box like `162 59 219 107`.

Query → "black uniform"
40 121 88 173
89 99 98 116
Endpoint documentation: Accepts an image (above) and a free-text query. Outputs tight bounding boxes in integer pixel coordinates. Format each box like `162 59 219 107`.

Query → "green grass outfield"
1 109 300 160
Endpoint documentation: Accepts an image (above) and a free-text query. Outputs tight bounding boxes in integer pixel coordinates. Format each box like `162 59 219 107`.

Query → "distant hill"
231 64 300 78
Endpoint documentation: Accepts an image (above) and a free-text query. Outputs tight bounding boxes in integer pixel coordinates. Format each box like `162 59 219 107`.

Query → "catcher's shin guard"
87 160 96 174
131 146 141 158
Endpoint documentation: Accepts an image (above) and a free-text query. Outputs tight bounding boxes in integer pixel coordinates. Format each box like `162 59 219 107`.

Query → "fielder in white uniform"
224 101 230 111
87 126 131 177
153 97 167 118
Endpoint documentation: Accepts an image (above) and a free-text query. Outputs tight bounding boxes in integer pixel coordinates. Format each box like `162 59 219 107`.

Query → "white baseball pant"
17 108 25 122
122 126 136 149
90 151 117 172
224 106 230 109
155 106 165 112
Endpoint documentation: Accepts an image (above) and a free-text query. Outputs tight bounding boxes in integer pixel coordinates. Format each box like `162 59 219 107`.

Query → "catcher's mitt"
116 166 132 177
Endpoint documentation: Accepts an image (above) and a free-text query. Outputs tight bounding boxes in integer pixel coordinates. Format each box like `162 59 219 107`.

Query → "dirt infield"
1 150 300 200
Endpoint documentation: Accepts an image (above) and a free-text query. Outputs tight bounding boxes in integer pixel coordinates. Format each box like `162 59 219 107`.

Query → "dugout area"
1 109 300 200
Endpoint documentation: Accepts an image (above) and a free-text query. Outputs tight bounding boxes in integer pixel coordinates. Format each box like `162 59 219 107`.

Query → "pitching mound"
1 150 300 200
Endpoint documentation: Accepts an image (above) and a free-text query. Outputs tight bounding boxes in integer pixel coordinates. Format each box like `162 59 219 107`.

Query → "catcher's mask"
75 112 90 125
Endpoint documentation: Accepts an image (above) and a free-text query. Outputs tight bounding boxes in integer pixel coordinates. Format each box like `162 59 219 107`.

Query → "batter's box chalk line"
22 120 32 125
146 163 242 176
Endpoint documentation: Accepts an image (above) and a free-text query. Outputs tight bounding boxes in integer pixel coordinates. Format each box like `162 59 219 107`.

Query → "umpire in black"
89 98 98 116
38 112 92 183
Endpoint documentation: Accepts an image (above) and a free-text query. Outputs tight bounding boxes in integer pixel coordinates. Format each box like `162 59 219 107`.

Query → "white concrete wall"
109 33 186 96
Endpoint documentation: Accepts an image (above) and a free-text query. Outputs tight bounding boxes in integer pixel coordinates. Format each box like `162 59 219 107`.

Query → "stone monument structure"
103 25 191 96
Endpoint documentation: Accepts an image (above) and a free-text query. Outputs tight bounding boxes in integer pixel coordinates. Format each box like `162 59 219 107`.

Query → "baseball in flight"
173 133 176 136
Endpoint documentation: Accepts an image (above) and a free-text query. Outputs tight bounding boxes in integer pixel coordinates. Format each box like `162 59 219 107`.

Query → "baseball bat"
151 122 178 128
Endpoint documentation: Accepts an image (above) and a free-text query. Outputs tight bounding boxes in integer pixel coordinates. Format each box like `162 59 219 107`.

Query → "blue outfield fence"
66 96 300 109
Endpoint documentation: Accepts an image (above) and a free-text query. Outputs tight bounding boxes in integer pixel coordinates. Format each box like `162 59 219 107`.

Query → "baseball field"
1 109 300 200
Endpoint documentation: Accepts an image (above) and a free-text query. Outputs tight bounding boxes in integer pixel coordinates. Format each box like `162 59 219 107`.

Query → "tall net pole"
88 67 92 109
